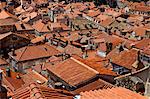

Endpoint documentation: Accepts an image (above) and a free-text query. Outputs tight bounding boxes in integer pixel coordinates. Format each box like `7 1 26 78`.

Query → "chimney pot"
6 68 11 77
11 49 16 56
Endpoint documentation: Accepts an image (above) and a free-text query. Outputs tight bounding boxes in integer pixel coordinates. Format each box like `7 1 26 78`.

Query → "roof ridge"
18 47 28 61
71 57 99 74
0 32 12 40
14 33 30 40
40 21 47 32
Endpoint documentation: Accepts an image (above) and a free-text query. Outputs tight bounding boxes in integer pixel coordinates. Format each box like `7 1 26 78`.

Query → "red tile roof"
9 44 60 62
109 49 139 70
130 5 150 12
134 39 150 50
22 70 48 86
31 36 45 44
15 23 34 31
0 32 27 40
32 20 50 33
12 83 74 99
0 10 18 20
34 0 48 5
47 56 62 64
61 23 70 31
73 79 114 94
63 45 83 57
80 87 147 99
133 27 147 36
73 55 117 76
51 22 62 28
87 10 100 17
0 58 8 66
46 57 99 86
100 17 115 27
2 69 25 92
142 46 150 56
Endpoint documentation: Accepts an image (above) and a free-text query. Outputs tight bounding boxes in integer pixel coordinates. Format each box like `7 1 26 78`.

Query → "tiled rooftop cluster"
0 0 149 99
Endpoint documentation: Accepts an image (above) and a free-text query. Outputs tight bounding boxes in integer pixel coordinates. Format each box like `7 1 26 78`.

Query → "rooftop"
9 44 60 62
80 87 147 99
46 57 99 87
12 83 74 99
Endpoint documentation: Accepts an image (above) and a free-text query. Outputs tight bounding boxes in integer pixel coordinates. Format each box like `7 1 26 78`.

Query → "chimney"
0 69 7 99
6 68 11 77
118 45 124 52
44 36 47 42
82 50 88 59
11 49 16 56
137 50 141 62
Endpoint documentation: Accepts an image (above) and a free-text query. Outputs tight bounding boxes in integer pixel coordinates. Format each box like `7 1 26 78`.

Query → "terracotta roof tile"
2 69 25 92
142 46 150 56
73 79 114 94
15 23 34 31
61 23 70 31
32 20 50 33
100 17 115 27
22 70 48 86
63 45 83 57
134 39 150 50
0 32 30 41
46 57 99 86
130 5 150 12
133 27 147 36
109 49 139 70
0 58 8 66
31 36 45 44
80 87 147 99
9 44 60 62
0 10 18 20
12 83 74 99
87 10 100 17
73 55 117 76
